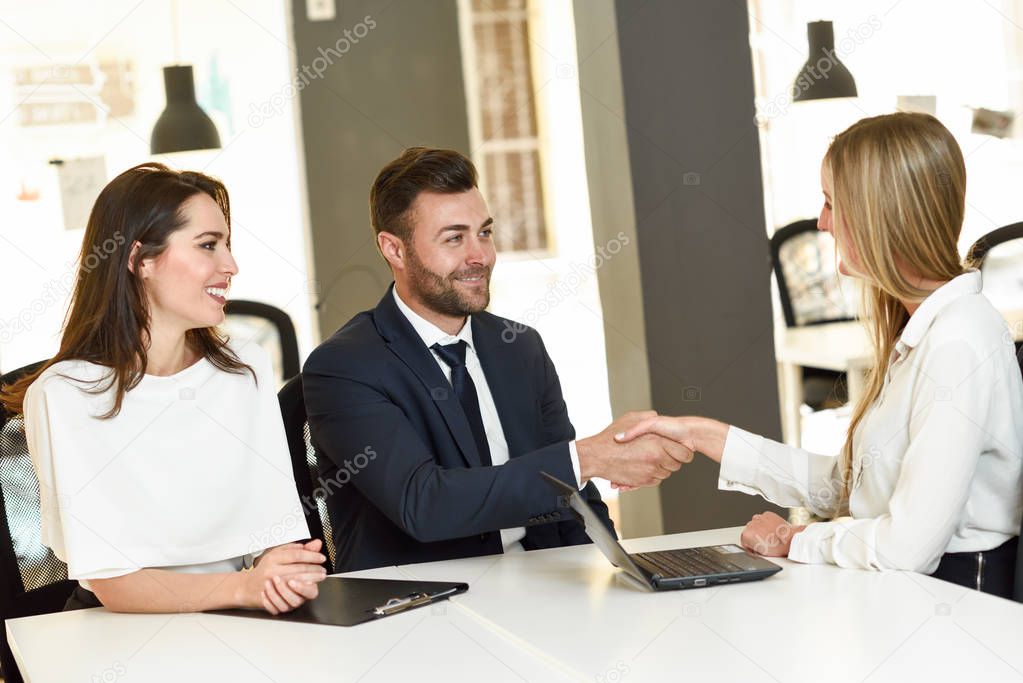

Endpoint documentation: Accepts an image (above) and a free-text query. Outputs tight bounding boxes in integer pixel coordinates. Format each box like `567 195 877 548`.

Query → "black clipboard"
211 577 469 627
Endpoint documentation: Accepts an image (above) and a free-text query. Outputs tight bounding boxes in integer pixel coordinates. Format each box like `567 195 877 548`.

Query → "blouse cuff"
718 426 762 493
788 522 833 565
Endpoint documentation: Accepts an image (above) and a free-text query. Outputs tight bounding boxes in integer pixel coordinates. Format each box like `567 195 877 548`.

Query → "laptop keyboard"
633 547 747 577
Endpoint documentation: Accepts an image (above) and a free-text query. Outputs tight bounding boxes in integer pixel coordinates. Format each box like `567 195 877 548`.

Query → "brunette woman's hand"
238 539 327 614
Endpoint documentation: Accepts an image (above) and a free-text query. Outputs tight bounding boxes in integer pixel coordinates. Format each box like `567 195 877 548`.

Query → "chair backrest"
970 226 1023 600
1014 349 1023 603
277 374 335 572
966 221 1023 267
0 361 76 683
770 219 857 328
223 300 300 383
968 222 1023 318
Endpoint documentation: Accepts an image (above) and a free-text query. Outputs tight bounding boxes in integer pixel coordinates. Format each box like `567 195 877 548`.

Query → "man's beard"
405 246 491 317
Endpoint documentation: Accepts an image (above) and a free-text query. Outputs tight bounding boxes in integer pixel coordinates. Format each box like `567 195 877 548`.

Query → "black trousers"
929 536 1018 599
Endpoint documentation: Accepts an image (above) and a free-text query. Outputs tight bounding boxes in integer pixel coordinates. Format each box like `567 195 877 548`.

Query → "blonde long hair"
827 113 968 504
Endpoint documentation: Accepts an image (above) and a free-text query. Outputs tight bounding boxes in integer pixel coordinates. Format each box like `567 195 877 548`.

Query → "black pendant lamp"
150 65 221 154
791 21 858 102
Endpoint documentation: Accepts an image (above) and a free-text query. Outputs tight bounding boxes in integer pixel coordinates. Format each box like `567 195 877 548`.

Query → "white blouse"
719 271 1023 573
24 342 309 585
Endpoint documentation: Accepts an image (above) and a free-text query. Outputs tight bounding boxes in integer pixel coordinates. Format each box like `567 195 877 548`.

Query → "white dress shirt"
719 271 1023 573
392 288 583 552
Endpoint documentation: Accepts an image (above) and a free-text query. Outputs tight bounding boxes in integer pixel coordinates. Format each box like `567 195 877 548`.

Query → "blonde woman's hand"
740 512 806 557
239 539 327 614
577 411 694 487
607 414 707 491
615 415 729 464
614 415 701 451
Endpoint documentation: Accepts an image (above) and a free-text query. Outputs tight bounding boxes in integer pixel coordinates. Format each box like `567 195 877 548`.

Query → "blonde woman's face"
819 162 861 277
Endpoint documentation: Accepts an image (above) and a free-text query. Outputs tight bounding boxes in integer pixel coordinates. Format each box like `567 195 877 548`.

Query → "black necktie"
431 340 493 466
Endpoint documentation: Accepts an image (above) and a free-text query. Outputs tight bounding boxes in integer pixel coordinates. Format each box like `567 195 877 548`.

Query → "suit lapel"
374 286 483 468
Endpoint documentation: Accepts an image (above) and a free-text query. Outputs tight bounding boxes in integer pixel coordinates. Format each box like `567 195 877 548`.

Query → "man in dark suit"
304 147 690 572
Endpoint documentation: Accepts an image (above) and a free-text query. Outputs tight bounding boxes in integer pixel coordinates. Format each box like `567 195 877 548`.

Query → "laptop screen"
540 471 652 587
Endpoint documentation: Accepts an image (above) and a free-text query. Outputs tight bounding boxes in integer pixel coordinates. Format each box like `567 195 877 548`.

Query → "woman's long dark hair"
1 163 252 418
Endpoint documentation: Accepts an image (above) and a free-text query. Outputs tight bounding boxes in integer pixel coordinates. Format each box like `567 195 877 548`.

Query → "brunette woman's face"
137 193 238 331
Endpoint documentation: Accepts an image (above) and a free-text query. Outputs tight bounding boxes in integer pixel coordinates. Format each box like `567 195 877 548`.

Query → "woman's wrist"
686 417 730 463
230 569 250 609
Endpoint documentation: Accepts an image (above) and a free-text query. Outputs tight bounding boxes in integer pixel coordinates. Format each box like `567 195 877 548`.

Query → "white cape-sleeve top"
23 343 310 581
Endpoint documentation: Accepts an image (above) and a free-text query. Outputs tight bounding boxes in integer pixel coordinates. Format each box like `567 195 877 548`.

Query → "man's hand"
576 411 694 488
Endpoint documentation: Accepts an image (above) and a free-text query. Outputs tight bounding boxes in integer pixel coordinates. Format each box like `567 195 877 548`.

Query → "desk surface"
5 565 572 683
9 527 1023 682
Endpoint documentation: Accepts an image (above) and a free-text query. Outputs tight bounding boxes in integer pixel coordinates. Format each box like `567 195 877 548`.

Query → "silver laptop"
541 472 782 591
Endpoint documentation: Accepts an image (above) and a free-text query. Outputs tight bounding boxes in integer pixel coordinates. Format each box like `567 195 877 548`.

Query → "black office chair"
0 361 76 683
277 374 335 573
967 221 1023 267
224 300 301 384
968 222 1023 362
770 219 857 409
973 224 1023 601
1012 350 1023 603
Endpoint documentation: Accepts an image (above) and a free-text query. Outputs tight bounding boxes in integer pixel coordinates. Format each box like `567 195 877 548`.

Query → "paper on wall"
53 156 107 231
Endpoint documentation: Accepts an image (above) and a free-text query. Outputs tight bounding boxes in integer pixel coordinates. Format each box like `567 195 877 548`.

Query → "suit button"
479 533 488 541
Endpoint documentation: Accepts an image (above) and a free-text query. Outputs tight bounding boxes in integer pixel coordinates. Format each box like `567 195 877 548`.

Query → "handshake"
575 411 705 489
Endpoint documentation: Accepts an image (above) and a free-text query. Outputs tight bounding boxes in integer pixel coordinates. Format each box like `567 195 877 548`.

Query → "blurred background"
1 0 1022 536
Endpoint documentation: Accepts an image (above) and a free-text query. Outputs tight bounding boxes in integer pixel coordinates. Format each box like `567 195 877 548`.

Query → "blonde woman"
616 113 1023 597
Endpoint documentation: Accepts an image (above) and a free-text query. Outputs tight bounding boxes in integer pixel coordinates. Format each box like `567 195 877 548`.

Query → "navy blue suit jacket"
303 286 615 572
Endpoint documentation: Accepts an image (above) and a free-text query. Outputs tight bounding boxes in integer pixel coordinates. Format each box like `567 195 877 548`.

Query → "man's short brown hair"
369 147 478 243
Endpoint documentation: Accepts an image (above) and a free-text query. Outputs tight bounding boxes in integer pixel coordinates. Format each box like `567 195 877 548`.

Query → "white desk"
774 308 1023 446
10 527 1023 682
4 565 572 683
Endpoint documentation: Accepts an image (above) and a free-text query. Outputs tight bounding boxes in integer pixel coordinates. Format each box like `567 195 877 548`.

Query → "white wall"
0 0 315 372
485 0 615 444
751 0 1023 253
